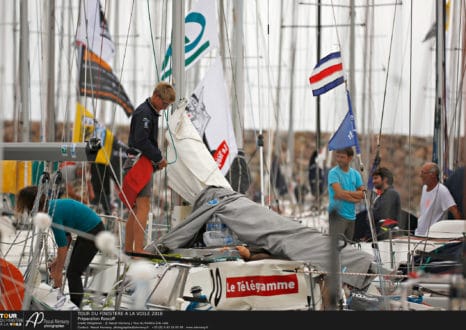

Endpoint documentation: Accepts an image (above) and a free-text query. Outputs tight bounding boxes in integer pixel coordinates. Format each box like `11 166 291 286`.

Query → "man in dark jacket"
371 167 401 240
123 82 175 255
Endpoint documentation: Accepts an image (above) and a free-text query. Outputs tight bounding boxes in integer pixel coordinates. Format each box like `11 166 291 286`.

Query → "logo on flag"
309 51 344 96
213 140 230 171
186 57 238 175
72 103 114 165
160 0 219 81
328 89 360 153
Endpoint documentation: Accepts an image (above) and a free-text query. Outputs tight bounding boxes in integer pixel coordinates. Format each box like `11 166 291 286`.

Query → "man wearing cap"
185 286 214 311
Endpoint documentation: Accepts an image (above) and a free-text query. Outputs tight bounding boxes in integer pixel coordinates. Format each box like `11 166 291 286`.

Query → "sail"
186 57 238 175
165 101 231 204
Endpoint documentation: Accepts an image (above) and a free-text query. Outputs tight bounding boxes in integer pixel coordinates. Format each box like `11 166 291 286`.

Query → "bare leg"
132 196 150 253
125 211 136 253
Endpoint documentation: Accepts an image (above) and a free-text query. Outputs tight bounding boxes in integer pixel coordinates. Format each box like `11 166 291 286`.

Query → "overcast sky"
0 0 462 139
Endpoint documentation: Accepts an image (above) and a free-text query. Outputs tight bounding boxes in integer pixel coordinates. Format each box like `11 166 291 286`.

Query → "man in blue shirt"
327 147 365 241
16 185 105 308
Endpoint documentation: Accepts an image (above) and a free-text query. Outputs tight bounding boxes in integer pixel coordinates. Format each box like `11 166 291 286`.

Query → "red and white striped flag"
309 51 344 96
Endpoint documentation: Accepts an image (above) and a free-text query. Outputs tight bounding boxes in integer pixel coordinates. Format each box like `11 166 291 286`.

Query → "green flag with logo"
160 0 219 81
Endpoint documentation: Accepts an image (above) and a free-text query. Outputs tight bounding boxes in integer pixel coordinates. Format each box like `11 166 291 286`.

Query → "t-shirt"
372 186 401 222
327 166 363 220
48 199 102 247
414 183 456 236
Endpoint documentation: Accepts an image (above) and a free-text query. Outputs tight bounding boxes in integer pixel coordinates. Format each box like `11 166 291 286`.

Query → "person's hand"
158 159 167 170
152 159 168 171
49 259 57 269
235 245 251 260
50 268 62 288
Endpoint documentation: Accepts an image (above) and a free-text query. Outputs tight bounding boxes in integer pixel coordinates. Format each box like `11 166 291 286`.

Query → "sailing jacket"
128 98 163 164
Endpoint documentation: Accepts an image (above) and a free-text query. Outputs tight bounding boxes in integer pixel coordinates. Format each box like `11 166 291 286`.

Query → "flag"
328 89 360 153
72 102 114 165
309 51 344 96
76 0 115 65
367 151 381 191
79 47 134 117
160 0 219 81
185 57 238 175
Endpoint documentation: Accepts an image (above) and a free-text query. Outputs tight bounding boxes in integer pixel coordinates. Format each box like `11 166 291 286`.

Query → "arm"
86 178 95 202
332 182 365 202
448 205 462 220
49 246 68 288
236 245 272 261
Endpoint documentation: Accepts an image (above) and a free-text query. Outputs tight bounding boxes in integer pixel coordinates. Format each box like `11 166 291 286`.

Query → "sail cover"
154 185 386 290
165 101 232 204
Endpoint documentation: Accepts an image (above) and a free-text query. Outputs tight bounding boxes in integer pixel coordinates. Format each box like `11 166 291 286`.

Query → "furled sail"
165 100 231 204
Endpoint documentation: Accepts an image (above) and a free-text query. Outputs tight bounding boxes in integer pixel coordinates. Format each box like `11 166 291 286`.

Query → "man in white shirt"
415 162 462 236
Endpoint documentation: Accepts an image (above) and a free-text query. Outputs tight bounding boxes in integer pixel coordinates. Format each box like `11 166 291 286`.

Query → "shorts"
138 175 154 197
123 155 154 198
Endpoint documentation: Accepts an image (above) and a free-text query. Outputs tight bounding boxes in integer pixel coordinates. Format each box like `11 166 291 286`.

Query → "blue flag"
367 151 381 190
328 89 360 153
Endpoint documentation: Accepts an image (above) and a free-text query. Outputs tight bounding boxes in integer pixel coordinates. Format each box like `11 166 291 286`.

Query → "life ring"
0 258 25 310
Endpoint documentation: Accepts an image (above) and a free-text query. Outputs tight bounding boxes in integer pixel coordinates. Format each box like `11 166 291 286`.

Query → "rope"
146 0 160 80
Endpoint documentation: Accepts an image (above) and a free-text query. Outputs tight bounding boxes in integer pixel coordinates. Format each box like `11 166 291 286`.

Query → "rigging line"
78 0 98 122
111 0 135 134
33 0 45 141
159 0 169 82
329 0 343 54
221 1 245 137
450 53 466 165
251 3 280 145
254 0 270 205
146 0 160 80
407 0 413 271
262 0 282 204
163 109 178 165
448 1 466 167
376 1 398 141
98 0 109 71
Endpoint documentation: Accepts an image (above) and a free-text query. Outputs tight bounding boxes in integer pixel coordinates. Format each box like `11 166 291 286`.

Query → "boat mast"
433 0 446 178
315 0 322 209
171 0 186 209
286 1 298 187
12 3 19 142
19 0 30 143
232 0 244 150
349 0 356 105
44 0 56 143
172 0 185 98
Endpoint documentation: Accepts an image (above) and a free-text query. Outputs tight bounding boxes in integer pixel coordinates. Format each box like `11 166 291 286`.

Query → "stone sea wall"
4 121 464 216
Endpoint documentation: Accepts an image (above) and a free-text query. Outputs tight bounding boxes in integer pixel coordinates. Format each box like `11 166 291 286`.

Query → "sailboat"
1 0 466 313
349 0 466 310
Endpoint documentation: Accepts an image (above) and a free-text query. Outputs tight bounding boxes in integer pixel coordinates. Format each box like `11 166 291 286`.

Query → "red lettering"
225 274 299 298
213 140 229 170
